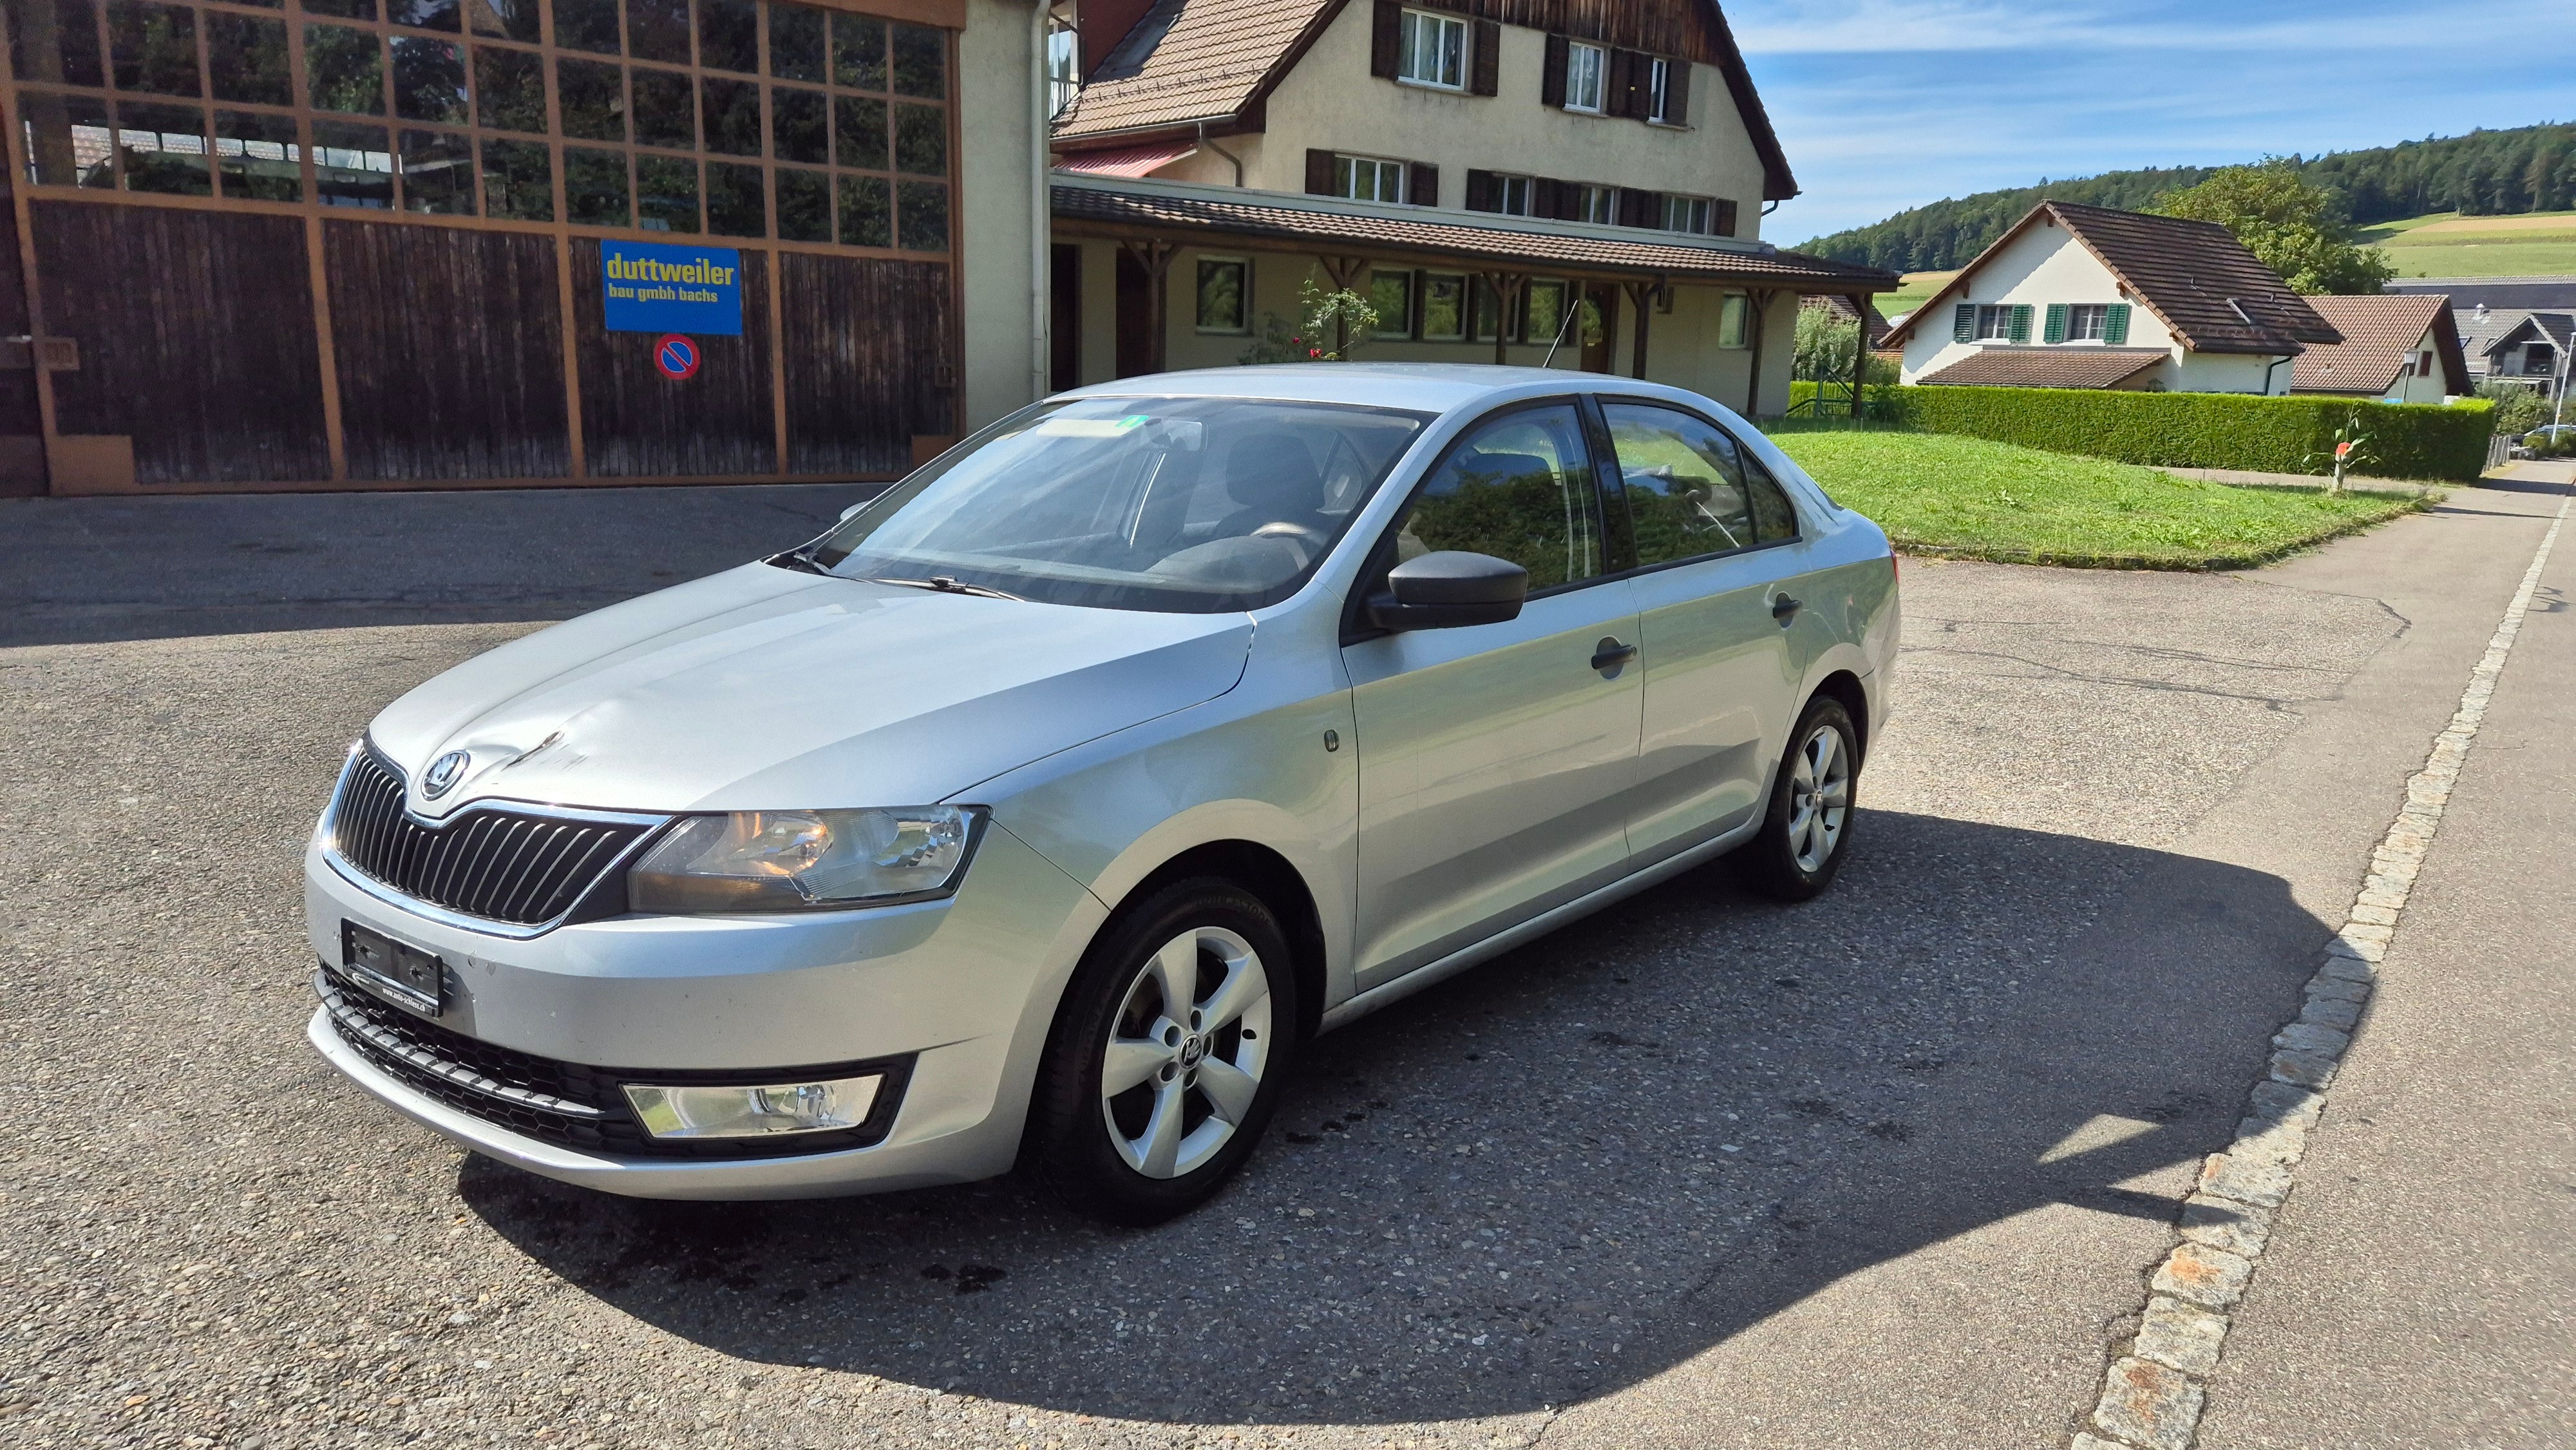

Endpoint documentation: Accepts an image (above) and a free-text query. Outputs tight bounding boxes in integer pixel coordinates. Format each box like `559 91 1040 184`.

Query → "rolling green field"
1770 431 2428 569
2361 211 2576 278
1877 270 1956 322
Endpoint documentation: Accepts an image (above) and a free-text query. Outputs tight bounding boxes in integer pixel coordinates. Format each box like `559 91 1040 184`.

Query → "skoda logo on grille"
421 749 471 800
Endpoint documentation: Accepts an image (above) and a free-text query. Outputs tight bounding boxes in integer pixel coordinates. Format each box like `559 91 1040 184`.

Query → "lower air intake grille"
327 749 652 927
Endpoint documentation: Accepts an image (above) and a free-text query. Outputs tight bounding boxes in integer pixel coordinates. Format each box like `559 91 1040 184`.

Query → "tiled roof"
1051 178 1899 289
2291 294 2466 395
2048 203 2340 355
1052 0 1331 139
1916 348 2167 390
1884 202 2344 357
1806 293 1891 346
1050 0 1802 202
1054 142 1200 178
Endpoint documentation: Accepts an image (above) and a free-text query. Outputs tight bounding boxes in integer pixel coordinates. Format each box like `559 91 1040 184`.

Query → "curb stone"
2069 490 2572 1449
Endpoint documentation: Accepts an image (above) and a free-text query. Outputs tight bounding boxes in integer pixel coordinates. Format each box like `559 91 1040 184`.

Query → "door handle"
1770 594 1803 622
1591 637 1638 672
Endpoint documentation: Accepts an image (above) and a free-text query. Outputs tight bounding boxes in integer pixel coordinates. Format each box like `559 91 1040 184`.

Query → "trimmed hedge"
1784 382 2494 482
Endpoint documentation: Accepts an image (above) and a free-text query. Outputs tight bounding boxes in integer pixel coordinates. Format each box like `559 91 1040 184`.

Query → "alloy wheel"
1786 722 1852 874
1100 926 1273 1180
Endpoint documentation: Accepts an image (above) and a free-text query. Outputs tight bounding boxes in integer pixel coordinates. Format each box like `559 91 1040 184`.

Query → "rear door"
1341 400 1642 990
1598 399 1812 866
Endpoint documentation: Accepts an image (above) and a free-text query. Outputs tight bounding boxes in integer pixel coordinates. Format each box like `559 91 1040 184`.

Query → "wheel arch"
1100 840 1329 1047
1810 668 1871 764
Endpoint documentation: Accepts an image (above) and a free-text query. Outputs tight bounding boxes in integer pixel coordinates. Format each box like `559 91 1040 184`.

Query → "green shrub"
1783 382 2493 481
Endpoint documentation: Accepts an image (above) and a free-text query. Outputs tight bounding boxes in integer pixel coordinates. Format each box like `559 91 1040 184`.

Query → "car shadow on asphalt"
459 807 2324 1427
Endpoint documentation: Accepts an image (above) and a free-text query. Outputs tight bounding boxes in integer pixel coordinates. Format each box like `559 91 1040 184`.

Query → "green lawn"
1770 431 2429 569
2359 210 2576 279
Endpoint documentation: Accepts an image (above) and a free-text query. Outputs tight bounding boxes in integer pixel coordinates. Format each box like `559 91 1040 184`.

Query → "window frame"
1193 254 1251 335
1418 270 1468 342
1368 267 1416 339
1491 172 1533 217
1974 305 2018 342
5 0 956 254
2065 303 2109 343
1660 193 1713 236
1333 153 1407 203
1717 292 1750 350
1394 8 1468 91
1586 393 1807 578
1340 394 1618 643
1572 183 1616 225
1645 57 1672 123
1562 41 1605 113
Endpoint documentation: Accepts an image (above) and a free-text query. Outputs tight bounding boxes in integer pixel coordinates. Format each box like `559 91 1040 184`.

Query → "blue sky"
1736 0 2575 245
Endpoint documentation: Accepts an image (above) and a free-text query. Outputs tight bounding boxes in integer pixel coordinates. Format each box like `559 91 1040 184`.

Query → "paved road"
0 475 2563 1449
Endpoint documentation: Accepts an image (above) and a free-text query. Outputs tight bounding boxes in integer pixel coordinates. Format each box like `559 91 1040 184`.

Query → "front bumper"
303 820 1108 1200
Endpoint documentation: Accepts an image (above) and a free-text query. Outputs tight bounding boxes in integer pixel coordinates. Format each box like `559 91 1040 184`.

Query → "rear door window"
1601 402 1799 567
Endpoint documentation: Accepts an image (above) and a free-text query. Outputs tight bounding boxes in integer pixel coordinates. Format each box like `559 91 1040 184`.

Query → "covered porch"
1048 175 1897 418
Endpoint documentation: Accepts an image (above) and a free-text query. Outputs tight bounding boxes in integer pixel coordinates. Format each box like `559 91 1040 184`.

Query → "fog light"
623 1075 882 1140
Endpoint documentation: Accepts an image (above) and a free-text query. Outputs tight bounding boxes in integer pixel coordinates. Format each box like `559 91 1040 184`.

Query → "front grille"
316 966 913 1159
327 748 654 927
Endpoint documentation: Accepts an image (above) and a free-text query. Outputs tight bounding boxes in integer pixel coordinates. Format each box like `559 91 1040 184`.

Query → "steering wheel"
1251 520 1329 558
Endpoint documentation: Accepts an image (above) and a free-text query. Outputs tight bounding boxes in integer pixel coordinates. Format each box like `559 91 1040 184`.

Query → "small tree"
1238 280 1381 364
1792 307 1898 385
2152 160 2396 294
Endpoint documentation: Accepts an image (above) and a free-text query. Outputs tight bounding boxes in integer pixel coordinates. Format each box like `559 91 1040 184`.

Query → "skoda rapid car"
306 364 1898 1223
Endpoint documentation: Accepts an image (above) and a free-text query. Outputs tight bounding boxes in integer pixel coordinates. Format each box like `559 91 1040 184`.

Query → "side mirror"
1368 551 1529 631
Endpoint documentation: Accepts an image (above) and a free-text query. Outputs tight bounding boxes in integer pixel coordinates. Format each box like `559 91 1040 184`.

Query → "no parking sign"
654 334 701 381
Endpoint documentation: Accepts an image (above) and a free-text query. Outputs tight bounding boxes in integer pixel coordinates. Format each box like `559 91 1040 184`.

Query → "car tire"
1738 695 1861 902
1026 878 1300 1225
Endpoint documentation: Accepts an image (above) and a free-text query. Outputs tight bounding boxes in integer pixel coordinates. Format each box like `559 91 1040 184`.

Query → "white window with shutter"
1495 173 1533 216
1662 193 1713 235
1647 58 1672 122
1397 9 1468 89
1564 42 1606 112
1572 184 1616 225
2067 304 2109 342
1334 155 1407 203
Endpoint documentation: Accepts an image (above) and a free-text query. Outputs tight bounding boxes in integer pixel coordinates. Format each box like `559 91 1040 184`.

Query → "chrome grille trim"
319 744 672 938
317 971 606 1119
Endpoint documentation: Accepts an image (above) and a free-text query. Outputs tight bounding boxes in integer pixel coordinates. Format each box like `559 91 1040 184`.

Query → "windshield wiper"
767 545 832 575
862 574 1025 602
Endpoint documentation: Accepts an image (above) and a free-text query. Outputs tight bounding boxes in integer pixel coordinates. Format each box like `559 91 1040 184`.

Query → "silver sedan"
305 364 1899 1223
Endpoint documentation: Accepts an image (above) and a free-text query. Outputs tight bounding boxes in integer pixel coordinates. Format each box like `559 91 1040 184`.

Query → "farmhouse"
1879 201 2342 395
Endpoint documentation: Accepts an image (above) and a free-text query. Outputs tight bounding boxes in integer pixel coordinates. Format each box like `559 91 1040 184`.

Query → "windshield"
800 395 1433 613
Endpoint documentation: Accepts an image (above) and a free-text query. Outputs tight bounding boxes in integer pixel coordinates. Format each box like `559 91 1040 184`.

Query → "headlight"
627 806 982 914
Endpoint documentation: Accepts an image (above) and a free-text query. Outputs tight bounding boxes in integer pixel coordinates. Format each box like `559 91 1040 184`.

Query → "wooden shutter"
1306 149 1338 196
1370 0 1402 79
1470 18 1499 95
1662 59 1689 124
1602 50 1634 115
1464 169 1499 212
1620 189 1660 229
1542 33 1569 108
1953 304 1976 343
2043 303 2068 344
2009 305 2033 343
1531 177 1561 219
1714 198 1737 237
2104 303 2132 344
1409 162 1439 207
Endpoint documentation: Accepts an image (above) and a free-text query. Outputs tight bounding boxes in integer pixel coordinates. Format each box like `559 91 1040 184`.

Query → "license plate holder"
341 920 446 1015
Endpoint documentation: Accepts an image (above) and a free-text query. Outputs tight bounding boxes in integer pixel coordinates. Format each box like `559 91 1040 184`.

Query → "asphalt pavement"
1 470 2566 1449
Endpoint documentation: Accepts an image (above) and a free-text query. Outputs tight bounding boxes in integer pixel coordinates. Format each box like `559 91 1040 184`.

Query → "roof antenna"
1542 286 1584 368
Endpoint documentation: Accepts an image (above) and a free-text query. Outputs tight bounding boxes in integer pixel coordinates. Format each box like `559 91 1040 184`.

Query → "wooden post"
1624 278 1664 379
1480 272 1526 364
1849 293 1870 419
1743 289 1775 417
1118 238 1179 372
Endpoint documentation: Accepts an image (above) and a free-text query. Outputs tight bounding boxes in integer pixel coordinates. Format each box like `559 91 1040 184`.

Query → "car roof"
1053 364 1607 415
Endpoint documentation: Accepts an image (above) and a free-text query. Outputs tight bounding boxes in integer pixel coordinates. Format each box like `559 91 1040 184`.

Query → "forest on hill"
1803 122 2576 273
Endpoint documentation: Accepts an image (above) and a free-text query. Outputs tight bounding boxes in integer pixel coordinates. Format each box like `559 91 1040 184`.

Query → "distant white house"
1879 201 2343 395
2290 294 2471 403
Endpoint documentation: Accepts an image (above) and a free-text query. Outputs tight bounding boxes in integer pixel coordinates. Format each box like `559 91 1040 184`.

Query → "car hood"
367 563 1255 816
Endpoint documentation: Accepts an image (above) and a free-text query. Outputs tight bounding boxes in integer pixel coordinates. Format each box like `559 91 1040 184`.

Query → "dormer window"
1564 42 1605 112
1397 8 1468 90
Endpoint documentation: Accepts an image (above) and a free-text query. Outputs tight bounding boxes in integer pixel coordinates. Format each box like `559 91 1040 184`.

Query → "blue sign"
601 240 743 336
